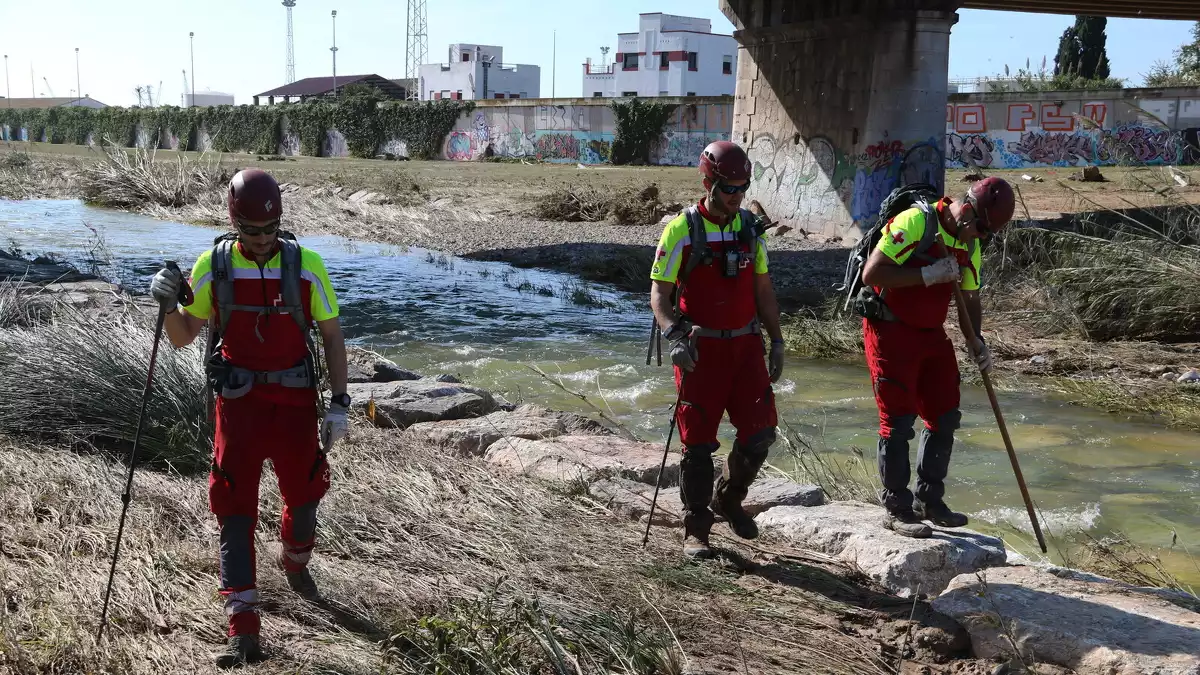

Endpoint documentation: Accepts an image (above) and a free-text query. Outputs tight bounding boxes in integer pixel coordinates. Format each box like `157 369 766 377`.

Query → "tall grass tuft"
774 418 882 505
0 297 210 472
78 143 228 210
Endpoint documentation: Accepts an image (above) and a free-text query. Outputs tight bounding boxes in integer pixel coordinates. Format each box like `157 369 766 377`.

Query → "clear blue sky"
0 2 1193 107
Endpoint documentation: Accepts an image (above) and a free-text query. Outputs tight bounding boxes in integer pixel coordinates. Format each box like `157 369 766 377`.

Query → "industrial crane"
42 77 55 98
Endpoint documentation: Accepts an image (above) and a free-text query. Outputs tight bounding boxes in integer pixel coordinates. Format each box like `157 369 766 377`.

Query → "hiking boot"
683 532 715 559
916 500 969 528
712 488 759 540
215 634 266 669
682 509 715 559
881 509 934 539
284 566 321 602
711 441 768 540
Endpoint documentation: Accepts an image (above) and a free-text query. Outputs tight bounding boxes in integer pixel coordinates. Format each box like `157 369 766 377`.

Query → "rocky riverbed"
345 345 1200 675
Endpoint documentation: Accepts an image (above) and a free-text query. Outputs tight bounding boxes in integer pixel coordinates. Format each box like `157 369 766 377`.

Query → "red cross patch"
890 231 906 245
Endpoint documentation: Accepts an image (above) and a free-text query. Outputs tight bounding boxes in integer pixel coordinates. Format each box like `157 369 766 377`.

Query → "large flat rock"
755 501 1007 598
484 435 679 486
590 476 824 527
347 380 498 429
404 404 605 456
932 565 1200 675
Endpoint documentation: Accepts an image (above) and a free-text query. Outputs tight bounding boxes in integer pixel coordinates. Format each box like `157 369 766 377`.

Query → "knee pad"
883 414 918 442
289 501 319 544
739 427 777 460
932 409 962 434
218 515 256 590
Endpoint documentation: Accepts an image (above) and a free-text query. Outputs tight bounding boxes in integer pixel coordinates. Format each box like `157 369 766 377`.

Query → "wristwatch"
331 393 352 408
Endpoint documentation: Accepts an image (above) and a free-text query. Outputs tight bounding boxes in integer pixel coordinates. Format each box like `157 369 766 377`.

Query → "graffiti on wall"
654 132 729 167
946 101 1200 168
746 132 944 227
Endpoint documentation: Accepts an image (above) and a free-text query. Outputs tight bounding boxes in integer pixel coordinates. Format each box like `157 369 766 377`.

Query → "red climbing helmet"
699 141 752 184
228 169 283 224
967 176 1016 233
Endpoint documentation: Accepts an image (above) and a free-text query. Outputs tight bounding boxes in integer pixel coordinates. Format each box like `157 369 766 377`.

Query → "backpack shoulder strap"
211 237 235 332
278 238 310 334
678 206 708 285
911 200 941 262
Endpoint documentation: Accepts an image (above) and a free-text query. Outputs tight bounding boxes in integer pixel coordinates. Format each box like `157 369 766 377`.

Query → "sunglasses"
236 219 281 236
716 182 751 195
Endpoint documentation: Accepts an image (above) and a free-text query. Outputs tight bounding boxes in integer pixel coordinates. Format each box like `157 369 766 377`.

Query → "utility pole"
75 48 81 103
4 55 9 106
552 31 556 99
189 32 196 106
330 10 338 98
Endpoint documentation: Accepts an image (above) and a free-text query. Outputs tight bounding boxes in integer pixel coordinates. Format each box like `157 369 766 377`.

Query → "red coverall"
864 198 979 513
186 241 332 637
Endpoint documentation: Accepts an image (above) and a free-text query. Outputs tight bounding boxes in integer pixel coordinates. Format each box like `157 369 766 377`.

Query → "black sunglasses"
236 219 281 236
716 182 750 195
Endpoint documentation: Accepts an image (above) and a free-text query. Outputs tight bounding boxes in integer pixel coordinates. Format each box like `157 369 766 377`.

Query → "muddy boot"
679 443 717 559
916 500 969 528
682 510 715 559
881 509 934 539
712 434 771 540
284 566 321 602
215 634 266 669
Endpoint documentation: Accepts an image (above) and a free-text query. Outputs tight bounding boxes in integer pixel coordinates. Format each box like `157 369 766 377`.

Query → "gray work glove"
769 339 785 383
320 401 350 449
970 337 993 374
665 320 698 373
920 256 961 287
150 265 183 307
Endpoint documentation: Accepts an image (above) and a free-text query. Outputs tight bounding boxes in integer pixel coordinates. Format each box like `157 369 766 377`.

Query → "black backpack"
837 182 942 318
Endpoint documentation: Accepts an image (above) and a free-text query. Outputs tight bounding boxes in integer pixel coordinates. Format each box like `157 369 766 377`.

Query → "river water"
4 199 1199 587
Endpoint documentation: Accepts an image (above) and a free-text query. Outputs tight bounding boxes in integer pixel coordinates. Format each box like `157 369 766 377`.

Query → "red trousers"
673 333 777 448
209 393 330 636
863 318 960 435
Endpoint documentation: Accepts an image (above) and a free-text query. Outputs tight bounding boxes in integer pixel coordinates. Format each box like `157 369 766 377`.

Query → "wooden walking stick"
938 242 1047 553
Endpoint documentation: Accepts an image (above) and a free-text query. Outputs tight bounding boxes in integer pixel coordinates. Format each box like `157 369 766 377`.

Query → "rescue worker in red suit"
149 169 350 668
649 141 786 559
860 177 1015 538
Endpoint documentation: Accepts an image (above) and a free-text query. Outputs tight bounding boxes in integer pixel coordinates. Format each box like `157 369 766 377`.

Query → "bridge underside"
960 1 1199 21
721 0 1200 238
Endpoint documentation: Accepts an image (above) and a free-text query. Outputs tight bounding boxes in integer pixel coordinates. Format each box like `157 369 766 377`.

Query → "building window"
622 91 638 97
659 91 669 96
723 56 733 74
518 92 527 98
433 92 442 100
441 90 451 100
687 52 698 71
494 93 505 99
659 52 669 70
462 53 471 62
687 92 696 96
623 53 638 70
453 91 463 100
593 91 603 98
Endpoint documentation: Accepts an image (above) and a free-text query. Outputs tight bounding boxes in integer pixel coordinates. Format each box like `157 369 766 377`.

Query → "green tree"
1145 22 1200 86
1056 16 1111 80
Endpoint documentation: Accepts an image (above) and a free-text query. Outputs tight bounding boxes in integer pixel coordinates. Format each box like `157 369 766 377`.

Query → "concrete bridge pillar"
721 0 958 240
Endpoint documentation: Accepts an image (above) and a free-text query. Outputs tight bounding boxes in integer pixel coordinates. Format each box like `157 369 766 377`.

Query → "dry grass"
532 184 682 226
79 143 230 210
0 142 80 200
772 418 883 506
779 310 864 361
0 293 210 472
0 423 900 674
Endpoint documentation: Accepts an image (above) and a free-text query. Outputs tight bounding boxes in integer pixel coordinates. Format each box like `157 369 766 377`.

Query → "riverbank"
0 280 1196 674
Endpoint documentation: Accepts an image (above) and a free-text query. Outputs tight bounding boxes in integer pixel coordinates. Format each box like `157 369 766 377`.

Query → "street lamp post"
189 32 196 107
4 55 9 107
330 10 338 98
75 48 81 103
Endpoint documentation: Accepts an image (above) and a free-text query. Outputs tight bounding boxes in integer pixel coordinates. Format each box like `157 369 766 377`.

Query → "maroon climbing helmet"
228 169 283 224
967 176 1016 233
699 141 752 183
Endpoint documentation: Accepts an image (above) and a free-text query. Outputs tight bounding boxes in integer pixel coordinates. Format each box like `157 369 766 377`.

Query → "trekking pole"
642 372 686 548
98 262 193 642
937 243 1047 553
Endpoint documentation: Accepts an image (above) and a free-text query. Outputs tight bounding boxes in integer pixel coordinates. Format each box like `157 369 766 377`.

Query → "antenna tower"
404 0 428 100
283 0 297 83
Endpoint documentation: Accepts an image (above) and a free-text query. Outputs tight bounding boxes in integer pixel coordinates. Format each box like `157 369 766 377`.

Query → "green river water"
4 199 1198 588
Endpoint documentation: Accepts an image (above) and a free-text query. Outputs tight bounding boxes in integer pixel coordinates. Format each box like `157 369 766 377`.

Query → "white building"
583 13 738 98
184 90 235 107
419 44 541 101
